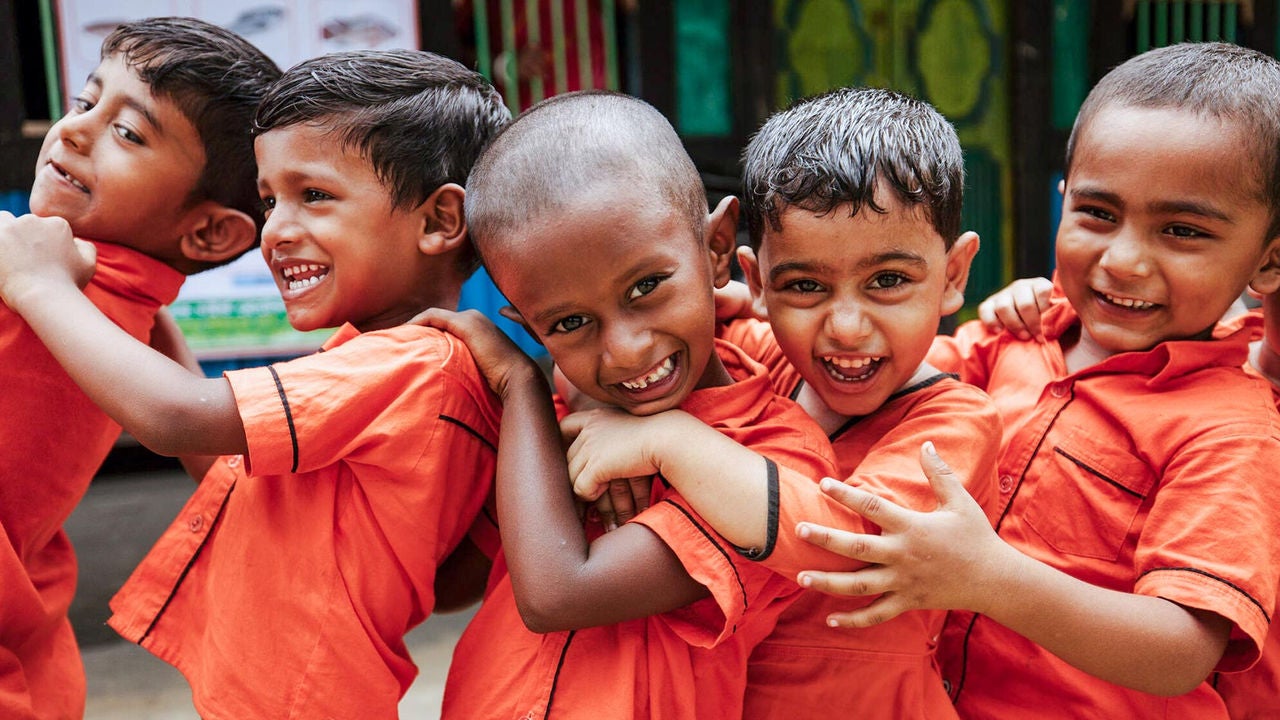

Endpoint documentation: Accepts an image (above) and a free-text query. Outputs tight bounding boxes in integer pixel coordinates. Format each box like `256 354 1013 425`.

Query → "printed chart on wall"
53 0 418 362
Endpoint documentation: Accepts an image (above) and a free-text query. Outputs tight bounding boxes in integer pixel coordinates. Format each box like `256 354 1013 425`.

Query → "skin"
419 184 741 632
29 53 255 270
564 194 977 551
789 105 1280 696
0 127 466 459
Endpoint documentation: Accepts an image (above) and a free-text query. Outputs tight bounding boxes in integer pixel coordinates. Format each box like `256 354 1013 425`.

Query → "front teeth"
1103 292 1155 310
282 264 327 291
825 356 880 370
56 165 88 192
621 356 675 391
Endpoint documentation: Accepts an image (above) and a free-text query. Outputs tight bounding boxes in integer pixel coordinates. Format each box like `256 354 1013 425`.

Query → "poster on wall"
53 0 419 363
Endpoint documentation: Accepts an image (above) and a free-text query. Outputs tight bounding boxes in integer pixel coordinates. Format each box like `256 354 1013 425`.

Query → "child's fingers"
822 594 908 629
918 441 968 509
606 478 639 524
1010 283 1047 341
814 477 913 532
593 492 619 532
794 520 893 564
797 565 894 597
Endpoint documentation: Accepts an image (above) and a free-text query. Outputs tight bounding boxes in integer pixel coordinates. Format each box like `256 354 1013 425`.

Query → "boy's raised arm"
0 213 247 458
417 308 708 631
797 443 1231 697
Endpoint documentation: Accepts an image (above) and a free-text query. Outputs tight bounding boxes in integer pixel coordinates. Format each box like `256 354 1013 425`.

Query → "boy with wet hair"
0 17 278 719
563 86 1000 719
792 42 1280 718
0 49 509 717
420 90 837 719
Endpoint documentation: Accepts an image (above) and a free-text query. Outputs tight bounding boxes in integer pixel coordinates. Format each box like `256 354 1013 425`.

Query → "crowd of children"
1 13 1279 720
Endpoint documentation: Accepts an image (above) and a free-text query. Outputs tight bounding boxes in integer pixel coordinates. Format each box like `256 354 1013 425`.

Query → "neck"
1251 340 1280 390
694 352 734 390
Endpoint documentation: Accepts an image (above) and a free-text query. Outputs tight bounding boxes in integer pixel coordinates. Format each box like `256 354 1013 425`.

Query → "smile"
282 263 329 291
620 355 676 391
51 161 89 193
822 355 883 382
1100 291 1156 310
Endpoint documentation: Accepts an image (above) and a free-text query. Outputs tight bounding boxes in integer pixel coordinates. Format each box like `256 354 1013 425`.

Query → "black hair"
103 16 281 265
1067 42 1280 239
464 90 707 260
741 86 964 250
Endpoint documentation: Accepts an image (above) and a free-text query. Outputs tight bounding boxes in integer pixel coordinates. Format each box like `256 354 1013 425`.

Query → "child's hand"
795 442 1011 627
412 308 542 399
561 408 670 502
714 279 759 322
0 212 97 306
590 477 654 531
976 277 1054 342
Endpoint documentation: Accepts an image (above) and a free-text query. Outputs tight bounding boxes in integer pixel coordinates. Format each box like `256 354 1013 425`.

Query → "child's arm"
0 213 247 458
796 443 1231 697
975 276 1054 342
146 307 224 480
418 308 709 631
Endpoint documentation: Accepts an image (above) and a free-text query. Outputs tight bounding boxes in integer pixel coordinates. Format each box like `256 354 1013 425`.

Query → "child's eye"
259 196 276 215
550 315 590 334
869 272 908 290
628 275 666 300
303 189 332 203
69 96 93 114
113 124 143 144
782 278 824 293
1079 206 1117 223
1166 224 1206 239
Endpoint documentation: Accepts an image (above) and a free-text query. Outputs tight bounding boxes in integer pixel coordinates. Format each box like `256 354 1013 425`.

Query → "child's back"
0 17 277 719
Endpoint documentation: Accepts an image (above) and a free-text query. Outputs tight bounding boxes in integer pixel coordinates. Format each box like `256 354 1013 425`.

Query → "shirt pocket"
1022 435 1156 561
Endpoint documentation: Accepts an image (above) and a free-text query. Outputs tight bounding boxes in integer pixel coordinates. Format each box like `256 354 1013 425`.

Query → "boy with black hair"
562 86 1001 719
419 90 837 719
791 42 1280 718
0 17 277 719
0 49 509 717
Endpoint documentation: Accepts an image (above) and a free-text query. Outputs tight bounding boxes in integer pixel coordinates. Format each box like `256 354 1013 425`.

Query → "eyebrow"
767 251 928 282
1070 186 1232 223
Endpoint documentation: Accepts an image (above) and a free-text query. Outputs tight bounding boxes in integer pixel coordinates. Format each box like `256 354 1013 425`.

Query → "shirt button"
188 514 204 532
1050 383 1069 398
227 455 241 468
998 475 1015 493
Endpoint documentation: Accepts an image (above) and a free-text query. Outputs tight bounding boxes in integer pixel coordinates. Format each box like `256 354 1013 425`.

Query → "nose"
260 204 303 253
600 315 653 374
53 110 94 152
824 296 874 347
1098 229 1151 279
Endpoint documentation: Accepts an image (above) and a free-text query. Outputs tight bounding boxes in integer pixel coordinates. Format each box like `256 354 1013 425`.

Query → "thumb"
919 441 966 508
74 238 97 266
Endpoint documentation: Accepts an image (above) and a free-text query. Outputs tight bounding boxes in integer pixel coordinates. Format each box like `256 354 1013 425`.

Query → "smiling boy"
0 50 510 717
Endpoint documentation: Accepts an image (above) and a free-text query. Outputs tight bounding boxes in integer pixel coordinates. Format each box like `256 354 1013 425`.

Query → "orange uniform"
441 340 836 720
0 241 182 720
927 301 1280 718
722 319 1002 719
108 324 501 719
1210 308 1280 719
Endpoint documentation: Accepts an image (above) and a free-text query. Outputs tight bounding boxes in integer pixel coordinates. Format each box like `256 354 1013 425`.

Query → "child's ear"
1249 235 1280 296
704 195 740 288
179 203 256 264
497 304 543 346
940 231 980 315
736 245 770 321
417 183 468 256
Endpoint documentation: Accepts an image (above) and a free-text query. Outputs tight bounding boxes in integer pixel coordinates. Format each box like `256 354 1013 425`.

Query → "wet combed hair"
254 49 511 275
102 17 281 254
464 90 707 261
1067 42 1280 239
741 86 964 251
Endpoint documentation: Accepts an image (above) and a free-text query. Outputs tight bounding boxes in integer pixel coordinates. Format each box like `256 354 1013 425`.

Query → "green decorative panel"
675 0 733 136
775 0 871 105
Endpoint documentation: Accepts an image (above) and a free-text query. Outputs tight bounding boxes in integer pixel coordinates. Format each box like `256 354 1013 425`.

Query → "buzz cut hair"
1066 42 1280 238
464 90 707 261
741 86 965 251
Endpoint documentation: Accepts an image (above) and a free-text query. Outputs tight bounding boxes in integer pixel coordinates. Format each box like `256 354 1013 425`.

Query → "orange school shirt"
0 241 182 720
108 323 501 719
441 339 836 720
1211 308 1280 720
926 301 1280 719
721 318 1001 720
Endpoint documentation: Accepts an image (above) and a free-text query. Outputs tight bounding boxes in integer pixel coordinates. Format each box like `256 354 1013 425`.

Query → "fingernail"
923 441 937 457
827 617 839 627
819 477 837 492
796 523 810 539
798 573 812 587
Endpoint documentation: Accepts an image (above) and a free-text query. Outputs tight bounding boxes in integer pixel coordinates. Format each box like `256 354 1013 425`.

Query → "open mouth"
822 355 884 382
50 161 89 193
620 355 676 391
281 263 329 292
1099 290 1157 311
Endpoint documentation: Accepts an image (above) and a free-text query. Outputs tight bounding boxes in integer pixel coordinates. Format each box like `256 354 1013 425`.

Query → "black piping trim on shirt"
825 372 961 440
951 612 982 702
139 481 236 643
1052 447 1143 499
267 365 300 473
544 629 576 718
737 459 780 561
1141 567 1270 622
660 498 750 618
438 414 497 453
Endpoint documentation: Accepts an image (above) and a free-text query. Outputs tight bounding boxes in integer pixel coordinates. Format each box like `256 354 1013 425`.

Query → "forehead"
762 198 945 268
1071 105 1264 209
255 124 373 178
